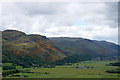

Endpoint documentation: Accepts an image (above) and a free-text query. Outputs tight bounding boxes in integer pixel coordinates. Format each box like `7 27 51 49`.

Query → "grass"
4 61 118 78
3 63 12 66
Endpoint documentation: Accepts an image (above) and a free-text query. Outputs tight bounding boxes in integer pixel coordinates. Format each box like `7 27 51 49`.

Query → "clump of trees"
3 66 16 70
55 54 92 65
106 62 120 66
3 51 56 68
2 69 20 77
106 62 120 73
3 64 16 70
106 69 120 73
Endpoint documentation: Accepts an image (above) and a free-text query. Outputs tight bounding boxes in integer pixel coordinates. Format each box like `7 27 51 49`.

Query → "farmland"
2 61 119 78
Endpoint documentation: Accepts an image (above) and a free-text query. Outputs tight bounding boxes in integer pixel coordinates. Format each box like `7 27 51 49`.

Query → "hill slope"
2 30 119 67
2 30 69 67
49 37 119 61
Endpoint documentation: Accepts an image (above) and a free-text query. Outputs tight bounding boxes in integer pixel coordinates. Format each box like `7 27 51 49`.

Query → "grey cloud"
15 2 68 16
105 2 118 28
11 2 118 28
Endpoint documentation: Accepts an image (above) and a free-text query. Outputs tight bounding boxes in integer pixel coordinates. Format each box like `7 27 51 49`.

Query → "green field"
3 61 119 78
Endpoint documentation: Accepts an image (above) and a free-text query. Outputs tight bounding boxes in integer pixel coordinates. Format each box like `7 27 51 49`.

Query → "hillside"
2 30 119 67
2 30 69 67
49 37 119 61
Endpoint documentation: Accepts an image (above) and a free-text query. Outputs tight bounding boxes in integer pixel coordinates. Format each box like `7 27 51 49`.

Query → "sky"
0 2 118 43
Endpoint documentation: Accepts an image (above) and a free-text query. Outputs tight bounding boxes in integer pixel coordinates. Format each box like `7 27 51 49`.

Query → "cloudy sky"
1 2 118 43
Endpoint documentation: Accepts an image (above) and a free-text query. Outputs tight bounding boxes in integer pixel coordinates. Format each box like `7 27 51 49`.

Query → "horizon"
2 29 118 44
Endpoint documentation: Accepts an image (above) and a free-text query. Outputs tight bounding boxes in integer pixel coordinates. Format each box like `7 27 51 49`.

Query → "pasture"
4 61 118 78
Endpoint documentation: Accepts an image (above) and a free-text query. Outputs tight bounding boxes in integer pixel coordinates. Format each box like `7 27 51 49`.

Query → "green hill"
49 37 119 62
2 30 119 67
2 30 68 67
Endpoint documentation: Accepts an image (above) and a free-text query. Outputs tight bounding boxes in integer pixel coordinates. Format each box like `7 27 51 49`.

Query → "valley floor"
3 61 119 78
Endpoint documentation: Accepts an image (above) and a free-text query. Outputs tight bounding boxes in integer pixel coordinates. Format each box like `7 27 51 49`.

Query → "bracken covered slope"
2 30 69 67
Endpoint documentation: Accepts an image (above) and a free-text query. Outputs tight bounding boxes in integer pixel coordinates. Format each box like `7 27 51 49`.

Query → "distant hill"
2 30 119 67
49 37 119 62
